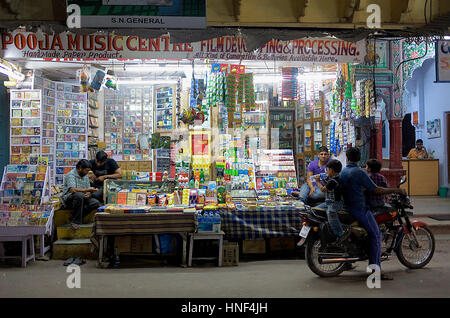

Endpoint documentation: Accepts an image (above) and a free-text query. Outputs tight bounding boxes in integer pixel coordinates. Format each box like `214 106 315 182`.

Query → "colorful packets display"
9 90 42 165
54 83 88 185
0 204 53 226
281 67 298 101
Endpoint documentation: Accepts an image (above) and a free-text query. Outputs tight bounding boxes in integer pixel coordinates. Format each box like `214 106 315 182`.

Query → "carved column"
381 118 405 187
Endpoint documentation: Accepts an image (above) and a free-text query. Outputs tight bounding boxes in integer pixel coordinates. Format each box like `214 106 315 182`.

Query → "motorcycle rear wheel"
306 238 346 277
397 226 435 269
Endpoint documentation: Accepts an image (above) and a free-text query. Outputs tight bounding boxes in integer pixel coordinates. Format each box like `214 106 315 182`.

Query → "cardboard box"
269 237 296 252
131 235 153 253
115 236 132 253
128 162 139 171
117 161 128 170
222 242 239 266
242 239 266 254
117 191 128 204
138 161 152 172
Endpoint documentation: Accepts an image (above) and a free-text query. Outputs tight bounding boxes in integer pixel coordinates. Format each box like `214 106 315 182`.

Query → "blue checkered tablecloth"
219 207 304 240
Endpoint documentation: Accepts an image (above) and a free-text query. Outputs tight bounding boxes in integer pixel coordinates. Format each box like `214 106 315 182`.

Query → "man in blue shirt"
340 147 405 280
63 159 100 230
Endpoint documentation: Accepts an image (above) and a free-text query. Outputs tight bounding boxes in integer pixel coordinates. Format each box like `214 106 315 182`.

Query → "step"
52 239 97 260
57 223 93 240
53 209 97 227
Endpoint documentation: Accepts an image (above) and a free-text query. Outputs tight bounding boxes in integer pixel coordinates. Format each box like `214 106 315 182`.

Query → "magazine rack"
0 165 54 266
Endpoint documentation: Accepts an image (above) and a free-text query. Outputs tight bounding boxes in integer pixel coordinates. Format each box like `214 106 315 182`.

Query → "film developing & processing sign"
0 31 366 64
67 0 206 29
436 40 450 82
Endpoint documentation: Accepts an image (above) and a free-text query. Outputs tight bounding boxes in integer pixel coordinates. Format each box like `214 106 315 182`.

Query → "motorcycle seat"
310 207 356 225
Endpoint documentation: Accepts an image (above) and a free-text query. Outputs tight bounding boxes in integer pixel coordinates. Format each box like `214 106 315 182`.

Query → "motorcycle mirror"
398 175 407 187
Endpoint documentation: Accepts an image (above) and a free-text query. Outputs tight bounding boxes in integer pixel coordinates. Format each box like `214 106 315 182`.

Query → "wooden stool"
0 235 35 268
188 231 224 267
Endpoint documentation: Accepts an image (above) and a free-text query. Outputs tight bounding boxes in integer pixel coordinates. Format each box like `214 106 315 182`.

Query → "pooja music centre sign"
436 40 450 82
0 30 366 64
66 0 206 29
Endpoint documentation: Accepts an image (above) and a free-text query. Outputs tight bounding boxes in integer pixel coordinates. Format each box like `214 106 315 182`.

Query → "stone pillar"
369 122 383 163
381 118 405 187
389 119 403 170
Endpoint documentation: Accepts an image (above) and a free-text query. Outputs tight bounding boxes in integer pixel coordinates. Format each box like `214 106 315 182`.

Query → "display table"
0 207 54 267
91 212 197 268
218 207 303 240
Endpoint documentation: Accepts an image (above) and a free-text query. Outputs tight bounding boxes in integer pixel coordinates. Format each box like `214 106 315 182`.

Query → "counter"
383 159 439 195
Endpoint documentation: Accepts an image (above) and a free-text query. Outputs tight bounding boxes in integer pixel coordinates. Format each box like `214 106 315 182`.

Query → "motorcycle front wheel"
397 226 435 269
305 238 346 277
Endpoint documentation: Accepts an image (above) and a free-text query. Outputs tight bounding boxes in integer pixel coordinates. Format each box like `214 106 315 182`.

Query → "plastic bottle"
208 212 215 231
197 211 203 230
200 169 205 186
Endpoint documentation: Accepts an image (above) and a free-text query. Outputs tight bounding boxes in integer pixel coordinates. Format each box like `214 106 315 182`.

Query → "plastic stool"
188 231 224 267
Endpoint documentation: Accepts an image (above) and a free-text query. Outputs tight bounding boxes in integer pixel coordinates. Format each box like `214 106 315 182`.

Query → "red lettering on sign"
95 35 106 51
139 37 148 51
14 33 26 50
127 36 138 51
67 34 80 51
82 35 94 51
2 33 12 49
113 36 124 51
149 38 160 51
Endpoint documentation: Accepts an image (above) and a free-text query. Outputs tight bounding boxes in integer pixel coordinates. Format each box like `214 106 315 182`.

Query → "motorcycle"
298 176 435 277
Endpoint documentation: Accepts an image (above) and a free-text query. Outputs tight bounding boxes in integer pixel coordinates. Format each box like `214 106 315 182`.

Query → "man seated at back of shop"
62 159 100 230
365 158 390 211
292 146 330 205
89 151 122 203
407 139 428 159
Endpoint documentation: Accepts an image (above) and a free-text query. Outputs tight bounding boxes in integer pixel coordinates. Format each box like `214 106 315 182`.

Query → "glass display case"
155 86 174 131
313 121 323 151
304 122 312 152
296 125 304 154
104 89 124 159
269 109 295 150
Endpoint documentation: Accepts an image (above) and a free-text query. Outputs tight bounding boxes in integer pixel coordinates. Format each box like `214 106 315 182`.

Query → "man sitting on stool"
62 159 100 230
89 151 122 203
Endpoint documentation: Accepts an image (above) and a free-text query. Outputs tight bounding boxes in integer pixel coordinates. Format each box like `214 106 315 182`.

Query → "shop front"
0 28 395 267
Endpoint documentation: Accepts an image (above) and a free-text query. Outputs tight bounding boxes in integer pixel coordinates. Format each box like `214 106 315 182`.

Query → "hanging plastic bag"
104 75 118 91
89 66 107 91
78 65 90 93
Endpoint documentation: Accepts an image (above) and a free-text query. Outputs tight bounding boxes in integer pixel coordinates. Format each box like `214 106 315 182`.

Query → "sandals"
63 256 86 266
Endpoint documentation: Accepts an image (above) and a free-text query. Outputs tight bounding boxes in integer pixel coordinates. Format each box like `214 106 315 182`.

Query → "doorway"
402 113 416 157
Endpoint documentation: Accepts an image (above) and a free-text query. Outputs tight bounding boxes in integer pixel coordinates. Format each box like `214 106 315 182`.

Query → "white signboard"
0 30 366 64
436 40 450 82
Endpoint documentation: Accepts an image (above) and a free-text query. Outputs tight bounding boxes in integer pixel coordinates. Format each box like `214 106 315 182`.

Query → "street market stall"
0 27 390 266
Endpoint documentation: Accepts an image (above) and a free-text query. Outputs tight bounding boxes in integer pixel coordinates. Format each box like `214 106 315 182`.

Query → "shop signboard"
436 40 450 83
0 30 366 64
66 0 206 29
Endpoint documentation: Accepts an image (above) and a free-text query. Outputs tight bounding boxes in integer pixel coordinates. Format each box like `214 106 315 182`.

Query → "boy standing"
315 159 351 244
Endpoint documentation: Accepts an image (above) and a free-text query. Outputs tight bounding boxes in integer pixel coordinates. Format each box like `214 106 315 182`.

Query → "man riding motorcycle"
339 147 406 280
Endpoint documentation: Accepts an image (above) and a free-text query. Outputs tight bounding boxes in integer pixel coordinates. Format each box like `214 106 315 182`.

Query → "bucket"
438 187 449 198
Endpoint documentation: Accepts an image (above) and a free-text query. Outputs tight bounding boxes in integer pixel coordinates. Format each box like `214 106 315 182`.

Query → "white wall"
405 58 450 187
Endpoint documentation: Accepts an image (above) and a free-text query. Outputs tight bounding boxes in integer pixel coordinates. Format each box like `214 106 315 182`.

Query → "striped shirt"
367 172 389 207
62 168 91 202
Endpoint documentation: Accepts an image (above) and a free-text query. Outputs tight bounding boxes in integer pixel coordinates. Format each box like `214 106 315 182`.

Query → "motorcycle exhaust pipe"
320 257 361 264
